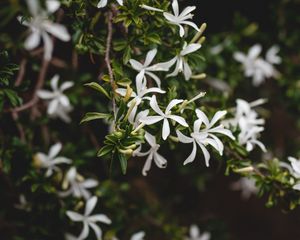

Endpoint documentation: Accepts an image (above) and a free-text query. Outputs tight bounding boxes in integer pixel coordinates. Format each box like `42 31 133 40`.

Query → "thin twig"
7 59 49 113
105 11 116 120
15 59 27 87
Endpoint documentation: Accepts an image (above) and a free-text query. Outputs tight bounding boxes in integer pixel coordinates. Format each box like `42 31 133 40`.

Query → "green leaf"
80 112 111 124
97 145 114 157
118 153 128 175
84 82 111 99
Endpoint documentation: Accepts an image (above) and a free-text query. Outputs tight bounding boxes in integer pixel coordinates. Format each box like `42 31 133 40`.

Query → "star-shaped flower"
133 132 167 176
176 110 234 166
59 167 99 200
162 42 201 80
140 95 188 140
130 48 169 88
116 75 165 122
37 75 74 122
19 0 70 60
33 142 72 177
185 225 211 240
97 0 123 8
163 0 200 37
66 196 111 240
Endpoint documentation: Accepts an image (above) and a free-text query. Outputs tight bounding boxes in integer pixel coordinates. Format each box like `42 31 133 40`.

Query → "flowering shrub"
1 0 300 239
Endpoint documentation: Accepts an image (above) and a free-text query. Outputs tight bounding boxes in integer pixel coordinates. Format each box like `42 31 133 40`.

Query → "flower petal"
176 130 193 143
183 141 197 165
144 49 157 67
24 31 41 50
168 115 188 127
66 211 83 222
165 99 184 114
48 142 62 159
150 95 165 116
89 214 112 224
84 196 97 216
140 116 164 125
162 118 170 140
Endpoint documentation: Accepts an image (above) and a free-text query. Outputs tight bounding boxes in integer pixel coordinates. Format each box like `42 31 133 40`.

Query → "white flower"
34 143 72 177
176 110 235 166
131 109 149 127
116 74 165 122
266 45 282 65
163 0 200 37
97 0 123 8
231 177 258 199
133 132 167 176
129 48 168 88
59 167 99 200
14 194 31 212
130 231 146 240
19 0 70 60
113 231 146 240
37 75 74 123
287 157 300 191
234 44 279 86
226 99 266 152
162 42 201 80
66 196 111 240
140 95 188 140
185 225 211 240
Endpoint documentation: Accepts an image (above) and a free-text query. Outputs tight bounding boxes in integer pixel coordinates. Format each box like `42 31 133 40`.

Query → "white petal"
43 22 71 42
42 32 53 60
140 4 164 12
145 132 157 147
66 211 83 222
60 81 74 91
233 52 246 63
117 0 124 5
97 0 107 8
130 231 146 240
153 152 167 168
165 99 183 114
209 110 227 127
37 90 55 99
144 49 157 67
181 43 201 56
150 95 165 116
154 57 177 71
89 222 102 240
130 59 143 71
176 130 193 143
142 153 154 176
140 116 164 125
195 109 209 127
52 157 72 165
183 60 192 80
145 72 161 88
168 115 188 127
89 214 112 224
50 75 60 91
81 179 99 188
85 196 97 216
46 0 60 13
78 222 90 240
48 142 62 159
248 44 262 59
26 0 39 16
24 31 41 50
179 6 196 18
162 118 170 140
183 141 197 165
190 225 200 238
172 0 179 16
197 142 211 167
48 99 59 115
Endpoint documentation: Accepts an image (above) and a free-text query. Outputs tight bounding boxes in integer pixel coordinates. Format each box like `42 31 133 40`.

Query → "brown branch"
105 11 117 120
15 59 27 87
7 59 49 113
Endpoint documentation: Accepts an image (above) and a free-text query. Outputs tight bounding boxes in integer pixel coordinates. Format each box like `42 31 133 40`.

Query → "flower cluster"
225 99 266 152
234 44 281 86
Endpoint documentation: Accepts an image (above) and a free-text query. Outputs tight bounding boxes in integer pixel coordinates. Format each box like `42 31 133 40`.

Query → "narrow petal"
197 142 211 167
42 32 53 60
165 99 184 114
24 31 41 50
183 141 197 165
144 49 157 67
89 214 112 224
89 222 102 240
181 43 201 56
140 116 164 125
179 6 196 18
37 90 55 99
48 142 62 159
46 0 61 13
153 152 167 168
81 179 99 188
66 211 83 222
78 222 89 240
97 0 107 8
209 110 227 128
150 95 165 116
43 22 71 42
130 59 143 71
176 130 193 143
60 81 74 91
172 0 179 16
195 109 209 127
50 75 60 91
162 118 170 140
183 60 192 80
142 153 154 176
248 44 262 59
145 72 161 88
145 132 157 147
85 196 97 216
168 115 188 127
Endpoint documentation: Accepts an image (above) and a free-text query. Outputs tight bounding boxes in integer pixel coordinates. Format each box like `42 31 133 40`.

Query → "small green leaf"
80 112 111 124
118 153 128 175
97 145 114 157
84 82 111 99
